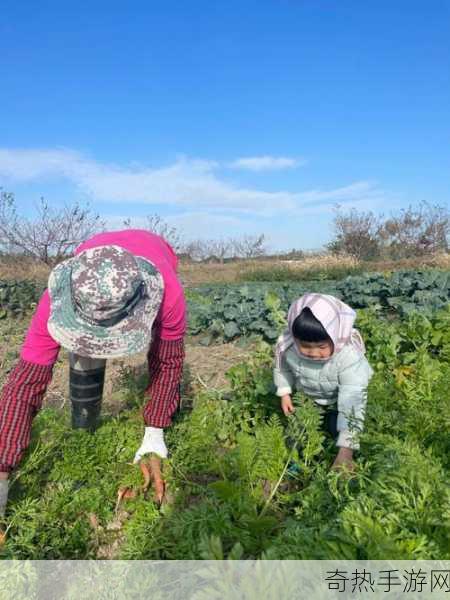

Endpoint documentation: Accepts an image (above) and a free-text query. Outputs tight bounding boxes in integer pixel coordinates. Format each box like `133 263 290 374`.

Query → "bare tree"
123 213 184 252
178 238 230 262
328 205 381 260
178 239 204 262
378 201 449 258
230 234 267 259
280 248 305 260
201 238 233 263
329 201 449 260
0 191 104 265
179 235 267 262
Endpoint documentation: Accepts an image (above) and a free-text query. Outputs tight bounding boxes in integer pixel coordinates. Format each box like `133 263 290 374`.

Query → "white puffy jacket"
274 343 373 450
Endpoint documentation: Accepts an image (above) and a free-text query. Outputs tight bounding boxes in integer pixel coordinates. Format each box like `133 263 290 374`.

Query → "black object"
69 365 105 431
322 408 338 439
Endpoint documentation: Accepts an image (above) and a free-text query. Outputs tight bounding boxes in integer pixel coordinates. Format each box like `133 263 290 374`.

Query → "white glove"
133 426 168 463
0 479 8 518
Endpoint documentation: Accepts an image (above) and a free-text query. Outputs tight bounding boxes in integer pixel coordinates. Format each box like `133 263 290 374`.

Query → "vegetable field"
0 280 45 319
187 269 450 343
0 269 449 559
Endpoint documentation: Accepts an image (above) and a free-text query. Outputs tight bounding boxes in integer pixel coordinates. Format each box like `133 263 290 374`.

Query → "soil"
43 340 255 415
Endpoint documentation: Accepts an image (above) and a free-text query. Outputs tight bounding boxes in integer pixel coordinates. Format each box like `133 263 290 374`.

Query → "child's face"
296 339 334 360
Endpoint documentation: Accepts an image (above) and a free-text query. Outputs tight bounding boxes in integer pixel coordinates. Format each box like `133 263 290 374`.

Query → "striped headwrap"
275 293 365 369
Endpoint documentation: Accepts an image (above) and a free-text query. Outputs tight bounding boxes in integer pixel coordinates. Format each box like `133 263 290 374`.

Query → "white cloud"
0 147 389 218
166 211 244 232
228 156 305 171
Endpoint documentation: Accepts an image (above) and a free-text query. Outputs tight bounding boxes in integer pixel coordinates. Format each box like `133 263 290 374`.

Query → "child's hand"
332 447 355 474
281 395 295 416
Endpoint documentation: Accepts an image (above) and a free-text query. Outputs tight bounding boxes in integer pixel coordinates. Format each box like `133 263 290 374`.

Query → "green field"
0 270 449 559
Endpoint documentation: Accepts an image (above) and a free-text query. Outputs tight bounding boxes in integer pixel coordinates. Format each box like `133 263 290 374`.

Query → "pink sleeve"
20 291 61 366
161 238 179 271
158 292 187 341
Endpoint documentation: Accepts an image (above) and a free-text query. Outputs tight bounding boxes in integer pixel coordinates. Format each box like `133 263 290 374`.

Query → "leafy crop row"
338 269 450 316
1 269 448 327
1 307 449 559
187 270 450 342
0 281 45 319
187 282 339 344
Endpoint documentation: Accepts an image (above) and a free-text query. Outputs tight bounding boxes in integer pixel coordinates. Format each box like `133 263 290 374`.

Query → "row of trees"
329 202 449 260
0 189 448 265
0 191 266 265
124 214 267 261
0 191 105 265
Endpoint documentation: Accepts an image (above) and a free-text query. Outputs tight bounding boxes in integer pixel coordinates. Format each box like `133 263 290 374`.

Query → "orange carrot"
140 461 151 492
88 513 99 530
115 486 131 513
149 455 165 504
115 487 126 513
123 488 136 499
115 485 137 513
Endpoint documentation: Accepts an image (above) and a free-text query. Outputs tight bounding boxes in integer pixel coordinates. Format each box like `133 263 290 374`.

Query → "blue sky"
0 0 449 251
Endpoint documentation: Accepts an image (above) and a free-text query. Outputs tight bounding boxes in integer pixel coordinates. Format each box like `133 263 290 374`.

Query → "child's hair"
292 307 332 343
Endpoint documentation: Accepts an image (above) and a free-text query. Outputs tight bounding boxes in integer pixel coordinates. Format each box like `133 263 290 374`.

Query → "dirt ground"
0 306 254 418
44 339 254 415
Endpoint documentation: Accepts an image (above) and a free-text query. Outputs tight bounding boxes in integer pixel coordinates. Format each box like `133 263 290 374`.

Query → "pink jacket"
20 230 186 366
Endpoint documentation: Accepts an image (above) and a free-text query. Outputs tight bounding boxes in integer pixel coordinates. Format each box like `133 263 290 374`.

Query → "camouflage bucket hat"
47 245 164 359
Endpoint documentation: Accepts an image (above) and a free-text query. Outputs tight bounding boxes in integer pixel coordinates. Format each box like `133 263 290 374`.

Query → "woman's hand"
332 447 355 474
281 394 295 416
133 426 168 463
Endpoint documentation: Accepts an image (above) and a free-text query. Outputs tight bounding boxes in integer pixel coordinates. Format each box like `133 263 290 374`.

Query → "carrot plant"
0 307 449 559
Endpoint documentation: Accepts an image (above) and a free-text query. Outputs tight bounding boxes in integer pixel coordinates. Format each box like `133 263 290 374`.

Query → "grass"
2 252 449 286
0 256 50 283
239 264 364 282
0 316 30 387
1 308 449 560
238 253 450 283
